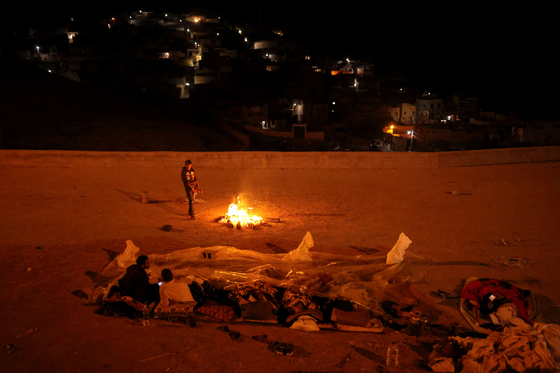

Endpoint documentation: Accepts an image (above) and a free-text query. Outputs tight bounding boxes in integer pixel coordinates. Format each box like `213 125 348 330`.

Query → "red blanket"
461 279 532 324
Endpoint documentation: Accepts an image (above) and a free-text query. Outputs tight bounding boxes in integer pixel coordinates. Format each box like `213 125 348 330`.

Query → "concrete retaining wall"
436 146 560 168
1 147 559 169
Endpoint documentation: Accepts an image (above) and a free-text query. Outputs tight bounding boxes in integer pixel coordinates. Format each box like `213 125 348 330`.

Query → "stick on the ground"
139 353 171 362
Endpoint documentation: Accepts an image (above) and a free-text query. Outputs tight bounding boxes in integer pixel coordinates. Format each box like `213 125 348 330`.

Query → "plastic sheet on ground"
88 232 413 314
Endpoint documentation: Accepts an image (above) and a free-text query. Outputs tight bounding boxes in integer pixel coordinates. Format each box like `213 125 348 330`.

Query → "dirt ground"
1 159 559 372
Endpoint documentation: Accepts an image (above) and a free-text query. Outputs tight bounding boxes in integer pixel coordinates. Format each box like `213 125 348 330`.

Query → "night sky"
6 3 559 120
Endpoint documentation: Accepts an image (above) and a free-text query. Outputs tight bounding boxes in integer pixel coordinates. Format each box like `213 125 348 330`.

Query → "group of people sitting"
113 255 195 309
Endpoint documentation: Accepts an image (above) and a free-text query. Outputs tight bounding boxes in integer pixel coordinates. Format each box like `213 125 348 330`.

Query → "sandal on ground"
273 342 285 355
251 334 268 343
284 343 294 356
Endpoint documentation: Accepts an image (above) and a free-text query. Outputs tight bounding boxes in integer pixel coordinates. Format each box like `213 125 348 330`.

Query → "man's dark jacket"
118 264 149 303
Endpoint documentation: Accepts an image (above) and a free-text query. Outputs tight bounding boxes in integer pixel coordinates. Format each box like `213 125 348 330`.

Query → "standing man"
181 159 203 219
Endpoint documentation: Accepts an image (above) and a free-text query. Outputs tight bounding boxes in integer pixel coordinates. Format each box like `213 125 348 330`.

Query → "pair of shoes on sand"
251 334 268 343
217 326 243 341
272 342 294 356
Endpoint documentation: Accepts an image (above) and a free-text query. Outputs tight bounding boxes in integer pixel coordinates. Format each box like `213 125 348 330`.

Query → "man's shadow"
72 248 121 300
115 189 188 216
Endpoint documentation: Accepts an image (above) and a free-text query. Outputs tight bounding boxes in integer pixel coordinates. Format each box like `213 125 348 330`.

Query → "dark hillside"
0 56 240 151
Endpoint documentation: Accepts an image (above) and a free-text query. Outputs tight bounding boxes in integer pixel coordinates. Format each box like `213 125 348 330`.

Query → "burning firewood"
219 197 263 229
217 197 281 229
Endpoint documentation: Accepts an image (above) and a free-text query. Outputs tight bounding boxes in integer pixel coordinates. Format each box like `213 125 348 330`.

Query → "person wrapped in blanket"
461 278 533 331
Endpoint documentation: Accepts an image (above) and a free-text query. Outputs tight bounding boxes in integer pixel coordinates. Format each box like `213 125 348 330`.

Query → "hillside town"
7 9 560 151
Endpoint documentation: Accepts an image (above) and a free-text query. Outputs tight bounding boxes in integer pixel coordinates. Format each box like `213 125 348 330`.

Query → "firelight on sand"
220 197 263 228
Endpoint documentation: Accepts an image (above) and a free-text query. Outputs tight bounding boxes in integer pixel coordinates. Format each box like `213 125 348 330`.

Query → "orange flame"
220 197 263 228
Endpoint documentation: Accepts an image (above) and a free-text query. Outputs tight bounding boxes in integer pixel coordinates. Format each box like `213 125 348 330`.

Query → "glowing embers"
220 197 263 229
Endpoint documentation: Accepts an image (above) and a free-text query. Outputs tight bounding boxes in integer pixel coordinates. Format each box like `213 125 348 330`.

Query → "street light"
408 130 414 151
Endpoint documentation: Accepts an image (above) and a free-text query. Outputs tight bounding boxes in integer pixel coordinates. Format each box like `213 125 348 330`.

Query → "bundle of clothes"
426 277 560 372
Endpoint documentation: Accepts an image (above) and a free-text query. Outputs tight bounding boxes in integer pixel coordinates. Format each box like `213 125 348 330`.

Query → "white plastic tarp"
90 232 413 313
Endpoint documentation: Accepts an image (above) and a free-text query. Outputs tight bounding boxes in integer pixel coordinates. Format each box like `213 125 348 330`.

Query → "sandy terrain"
1 158 559 372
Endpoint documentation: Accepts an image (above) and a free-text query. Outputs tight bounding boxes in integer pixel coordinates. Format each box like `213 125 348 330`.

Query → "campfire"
219 197 264 229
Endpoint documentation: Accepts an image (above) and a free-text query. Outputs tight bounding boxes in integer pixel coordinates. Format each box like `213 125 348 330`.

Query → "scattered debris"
350 345 384 363
492 257 533 268
336 352 352 368
16 327 38 338
139 353 171 363
429 290 459 300
161 225 173 232
6 344 17 353
448 191 472 196
494 239 511 246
